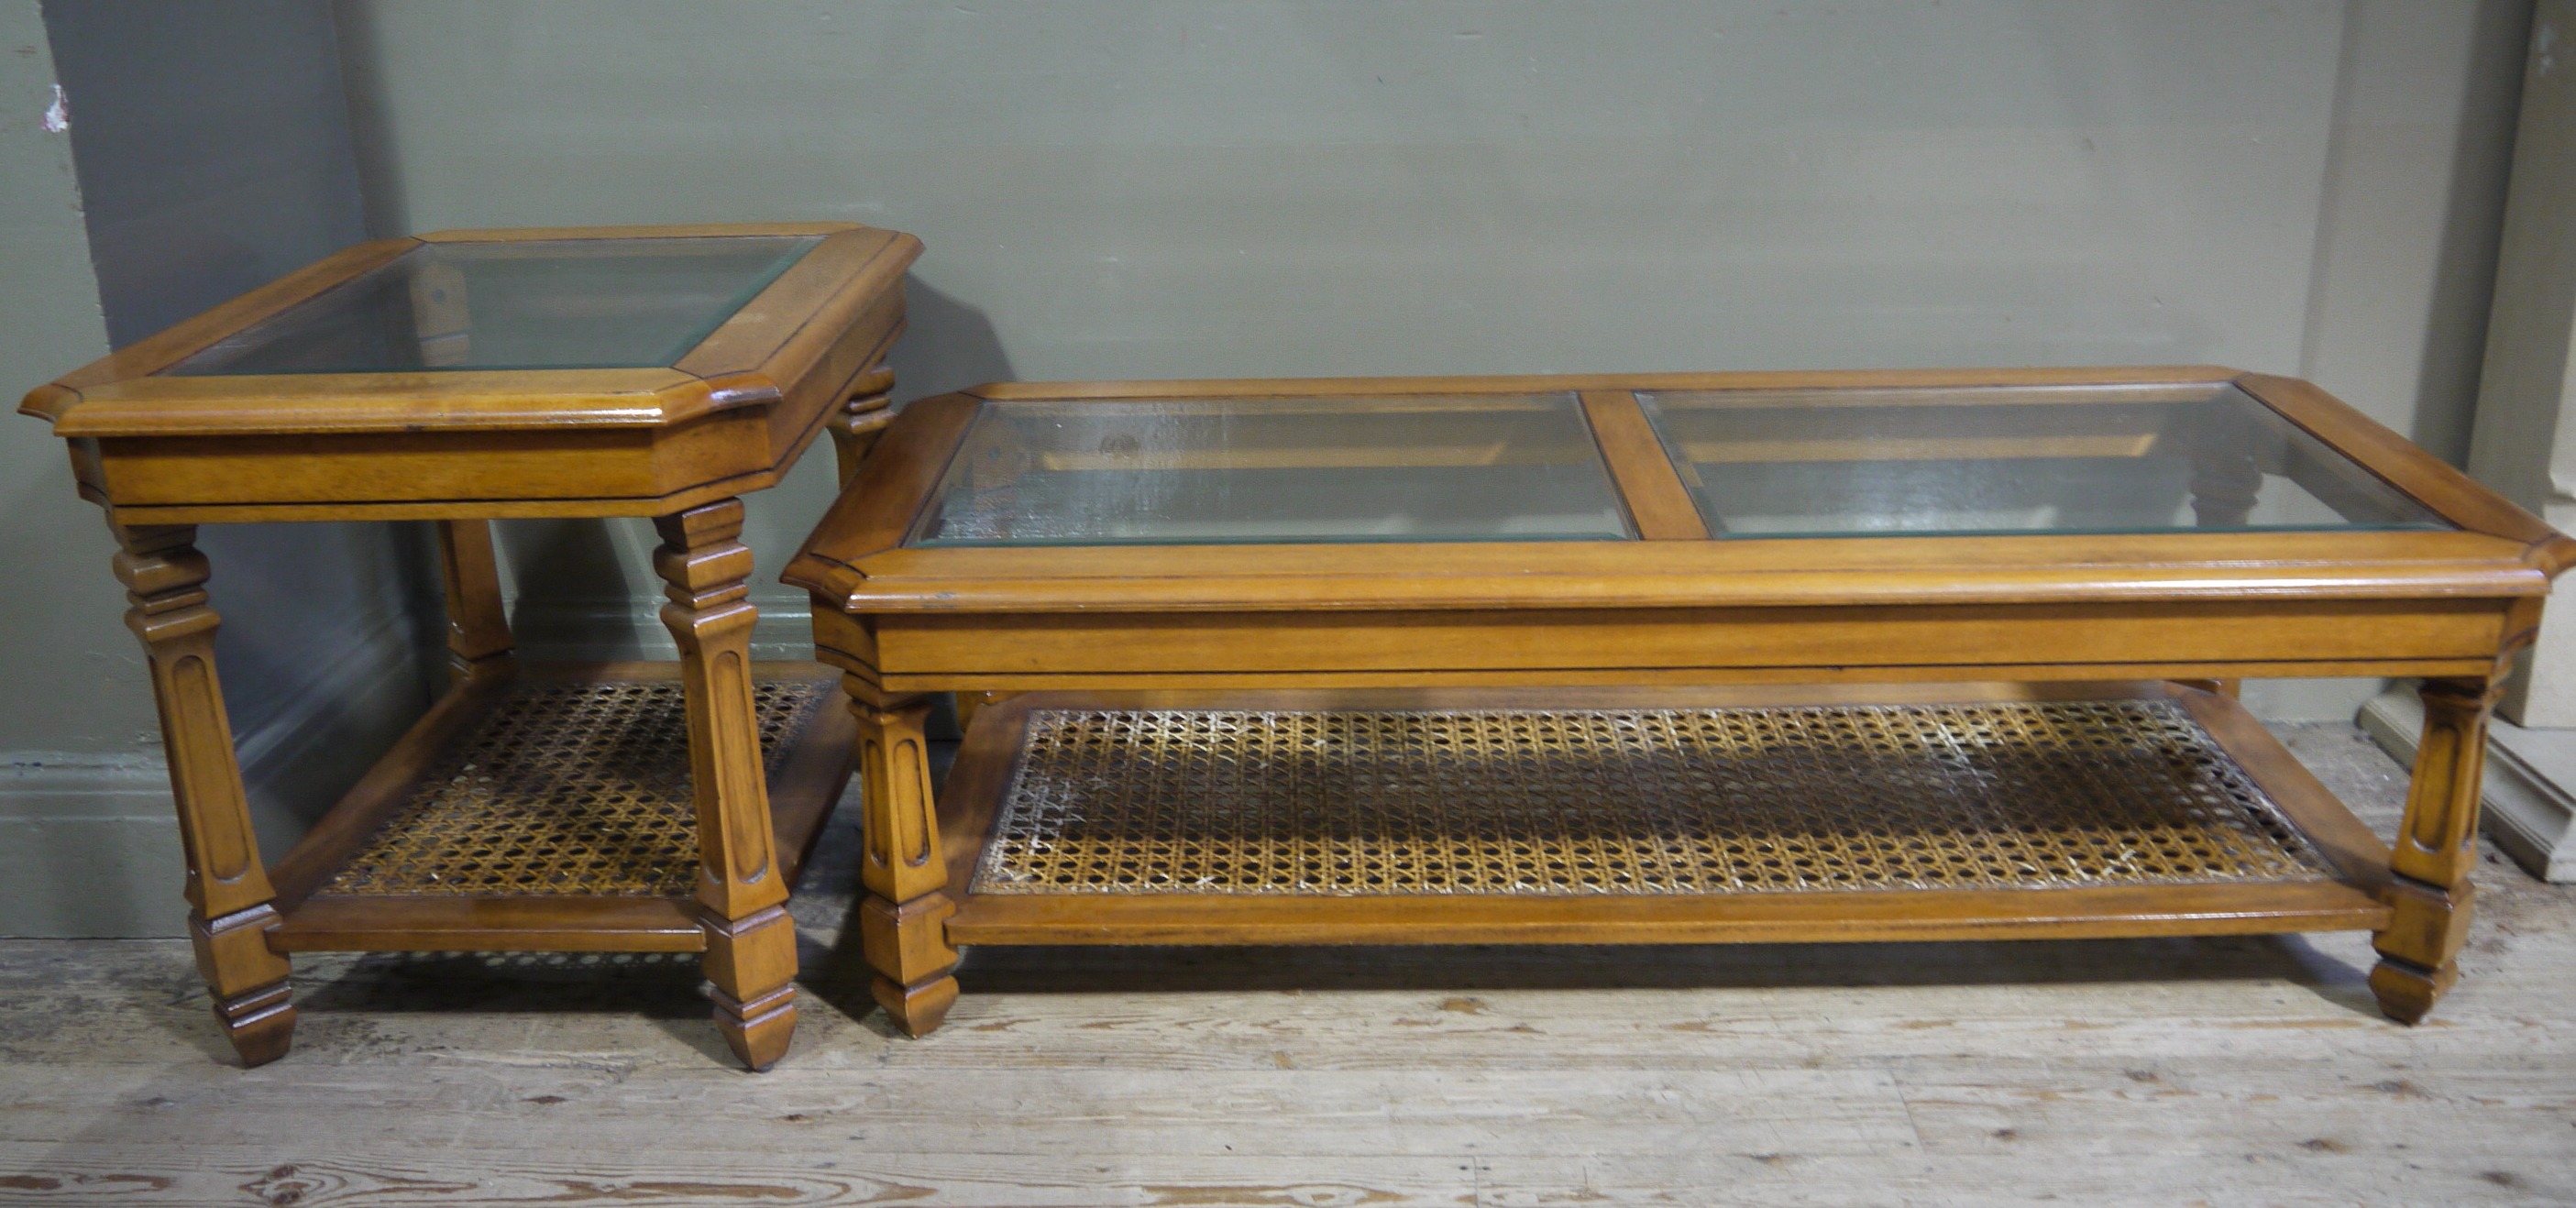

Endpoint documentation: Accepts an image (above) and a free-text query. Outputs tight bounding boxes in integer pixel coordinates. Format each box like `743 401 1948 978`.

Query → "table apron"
842 599 2518 687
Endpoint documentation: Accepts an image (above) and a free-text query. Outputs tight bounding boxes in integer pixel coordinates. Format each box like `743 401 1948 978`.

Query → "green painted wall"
0 1 2541 934
1 1 445 937
0 0 174 934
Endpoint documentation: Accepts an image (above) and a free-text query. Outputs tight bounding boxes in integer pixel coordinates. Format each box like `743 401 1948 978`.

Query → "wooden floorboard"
2 723 2573 1205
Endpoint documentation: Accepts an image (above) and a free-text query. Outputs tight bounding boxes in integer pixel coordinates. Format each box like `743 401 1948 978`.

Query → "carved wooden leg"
827 367 897 488
848 684 958 1036
2371 676 2502 1024
654 500 798 1071
435 519 514 686
112 523 294 1067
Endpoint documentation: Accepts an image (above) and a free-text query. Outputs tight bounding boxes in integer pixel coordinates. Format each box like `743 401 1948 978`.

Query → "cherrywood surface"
270 896 710 953
654 500 800 1068
1575 390 1709 540
2238 374 2576 567
796 368 2571 1038
787 369 2569 614
968 364 2247 399
24 222 921 526
19 224 906 1068
109 522 295 1067
28 225 910 436
850 689 961 1037
17 236 422 423
2368 676 2503 1023
435 520 515 684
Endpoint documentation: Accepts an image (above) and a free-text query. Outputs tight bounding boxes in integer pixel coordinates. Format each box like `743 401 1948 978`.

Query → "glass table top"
908 395 1635 545
161 236 821 376
1637 383 2447 538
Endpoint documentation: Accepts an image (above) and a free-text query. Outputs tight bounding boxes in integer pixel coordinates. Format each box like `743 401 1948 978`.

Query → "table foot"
2369 956 2458 1026
2370 878 2473 1025
214 983 296 1068
192 904 294 1067
872 973 958 1037
861 893 959 1037
701 904 798 1071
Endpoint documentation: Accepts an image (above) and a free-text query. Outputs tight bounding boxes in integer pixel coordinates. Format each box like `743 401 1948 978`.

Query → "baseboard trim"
0 609 439 938
230 610 438 786
2360 686 2576 883
0 757 185 936
507 598 817 663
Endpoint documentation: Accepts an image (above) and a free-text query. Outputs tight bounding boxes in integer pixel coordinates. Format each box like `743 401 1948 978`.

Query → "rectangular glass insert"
1635 383 2449 538
908 395 1635 546
161 236 821 376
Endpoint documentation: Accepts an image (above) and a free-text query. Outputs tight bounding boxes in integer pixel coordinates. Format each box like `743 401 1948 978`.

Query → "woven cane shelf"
326 678 831 897
939 686 2395 948
973 698 2333 897
266 662 859 954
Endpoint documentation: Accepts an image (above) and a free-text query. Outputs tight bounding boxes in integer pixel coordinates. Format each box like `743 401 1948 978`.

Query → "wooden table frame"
784 368 2575 1037
22 223 922 1071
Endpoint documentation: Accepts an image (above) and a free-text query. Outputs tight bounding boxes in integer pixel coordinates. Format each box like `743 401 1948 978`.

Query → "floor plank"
1 721 2572 1206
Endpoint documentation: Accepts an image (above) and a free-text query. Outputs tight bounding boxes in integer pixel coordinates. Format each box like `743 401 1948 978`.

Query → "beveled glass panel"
162 236 820 376
1636 383 2448 538
908 395 1634 546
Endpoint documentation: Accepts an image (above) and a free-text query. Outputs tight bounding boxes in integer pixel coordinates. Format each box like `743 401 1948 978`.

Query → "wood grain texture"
434 520 514 684
108 523 296 1066
1577 390 1710 540
26 225 919 441
654 500 800 1070
3 723 2571 1205
2240 373 2576 567
17 237 422 414
785 371 2568 618
968 364 2246 400
864 599 2513 684
25 223 917 535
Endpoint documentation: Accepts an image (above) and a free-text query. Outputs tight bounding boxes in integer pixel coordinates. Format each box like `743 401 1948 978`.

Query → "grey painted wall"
334 0 2529 721
0 1 445 936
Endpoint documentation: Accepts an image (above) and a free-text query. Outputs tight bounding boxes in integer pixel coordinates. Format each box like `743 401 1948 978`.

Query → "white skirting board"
2360 684 2576 883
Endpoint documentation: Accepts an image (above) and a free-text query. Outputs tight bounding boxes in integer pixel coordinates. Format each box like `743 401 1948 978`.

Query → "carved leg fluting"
849 686 957 1036
113 523 294 1066
827 367 897 488
435 519 515 686
654 500 798 1071
2371 676 2501 1024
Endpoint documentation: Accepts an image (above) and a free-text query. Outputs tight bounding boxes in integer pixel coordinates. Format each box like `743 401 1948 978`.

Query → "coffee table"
782 368 2573 1037
21 222 920 1069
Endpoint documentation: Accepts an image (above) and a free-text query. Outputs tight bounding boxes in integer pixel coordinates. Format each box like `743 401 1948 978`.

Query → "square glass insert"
908 395 1635 546
1636 383 2449 538
161 236 821 376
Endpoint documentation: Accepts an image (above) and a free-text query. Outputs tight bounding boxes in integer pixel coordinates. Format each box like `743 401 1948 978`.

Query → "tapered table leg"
112 523 295 1067
435 519 515 686
2371 676 2502 1024
654 500 798 1071
847 684 958 1036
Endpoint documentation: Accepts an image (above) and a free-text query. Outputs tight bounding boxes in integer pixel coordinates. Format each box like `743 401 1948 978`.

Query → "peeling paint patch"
41 82 68 133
